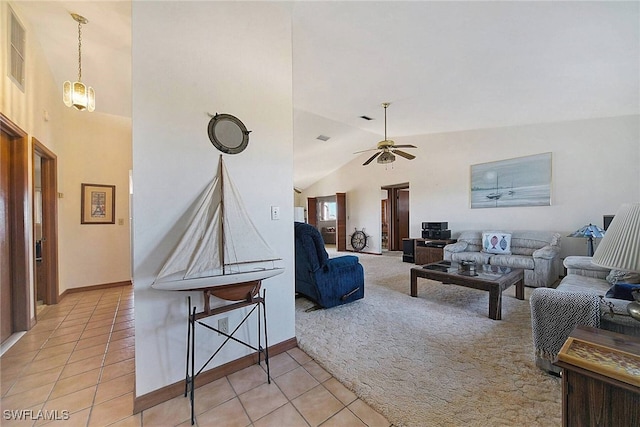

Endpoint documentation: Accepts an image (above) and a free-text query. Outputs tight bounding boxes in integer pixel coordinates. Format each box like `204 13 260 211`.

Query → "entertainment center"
403 221 455 264
414 238 457 264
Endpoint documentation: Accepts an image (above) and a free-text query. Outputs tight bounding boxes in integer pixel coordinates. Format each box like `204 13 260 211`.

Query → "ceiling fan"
355 102 417 166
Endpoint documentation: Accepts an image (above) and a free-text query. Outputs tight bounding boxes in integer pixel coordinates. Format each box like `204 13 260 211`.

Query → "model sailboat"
151 155 284 299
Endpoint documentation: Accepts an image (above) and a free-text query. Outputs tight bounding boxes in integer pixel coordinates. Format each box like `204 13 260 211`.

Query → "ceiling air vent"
360 115 373 121
316 135 330 142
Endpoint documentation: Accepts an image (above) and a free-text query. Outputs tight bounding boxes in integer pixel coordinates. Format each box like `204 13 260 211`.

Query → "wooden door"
381 199 389 249
1 130 13 342
0 113 31 341
398 189 410 246
384 184 410 251
307 197 317 227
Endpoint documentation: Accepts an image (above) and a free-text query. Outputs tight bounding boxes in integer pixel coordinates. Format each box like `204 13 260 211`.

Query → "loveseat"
530 256 640 374
443 230 562 288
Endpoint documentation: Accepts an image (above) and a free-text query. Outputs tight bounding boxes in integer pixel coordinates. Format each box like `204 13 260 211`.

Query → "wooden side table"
414 238 455 265
555 326 640 426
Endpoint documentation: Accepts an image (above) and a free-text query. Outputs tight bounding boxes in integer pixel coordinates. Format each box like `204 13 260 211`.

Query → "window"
319 201 336 221
8 8 25 91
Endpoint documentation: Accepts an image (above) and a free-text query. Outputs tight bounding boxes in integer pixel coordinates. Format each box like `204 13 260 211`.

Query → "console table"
555 326 640 426
184 289 270 425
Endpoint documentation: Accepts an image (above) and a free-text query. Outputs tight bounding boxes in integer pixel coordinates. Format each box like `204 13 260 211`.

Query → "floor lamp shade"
592 203 640 272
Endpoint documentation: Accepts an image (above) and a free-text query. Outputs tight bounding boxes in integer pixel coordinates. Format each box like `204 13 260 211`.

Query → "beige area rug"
295 250 561 427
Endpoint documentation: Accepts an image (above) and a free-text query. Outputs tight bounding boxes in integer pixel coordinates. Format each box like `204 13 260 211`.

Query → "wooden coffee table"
410 261 524 320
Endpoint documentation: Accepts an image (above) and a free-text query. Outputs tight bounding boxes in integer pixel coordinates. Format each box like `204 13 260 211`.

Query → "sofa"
443 230 562 288
321 226 336 244
294 222 364 308
530 256 640 374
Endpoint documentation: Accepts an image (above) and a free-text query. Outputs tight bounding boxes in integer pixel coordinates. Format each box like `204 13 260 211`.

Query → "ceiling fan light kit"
358 102 416 166
377 151 395 164
63 13 95 112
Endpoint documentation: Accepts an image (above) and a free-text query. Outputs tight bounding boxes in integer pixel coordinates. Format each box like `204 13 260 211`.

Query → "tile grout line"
37 288 123 427
48 291 110 427
86 287 129 427
6 295 89 405
2 293 100 427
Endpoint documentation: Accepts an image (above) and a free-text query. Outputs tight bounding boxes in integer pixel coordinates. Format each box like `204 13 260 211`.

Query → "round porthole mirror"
207 113 250 154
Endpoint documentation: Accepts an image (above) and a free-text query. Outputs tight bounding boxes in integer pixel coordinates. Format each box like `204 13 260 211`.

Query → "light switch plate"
271 206 280 220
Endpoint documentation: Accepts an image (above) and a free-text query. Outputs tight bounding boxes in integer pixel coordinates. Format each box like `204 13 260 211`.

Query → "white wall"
57 110 132 292
302 115 640 257
132 2 294 396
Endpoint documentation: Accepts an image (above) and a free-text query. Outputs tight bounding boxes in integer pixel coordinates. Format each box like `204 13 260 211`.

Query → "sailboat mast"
219 155 225 275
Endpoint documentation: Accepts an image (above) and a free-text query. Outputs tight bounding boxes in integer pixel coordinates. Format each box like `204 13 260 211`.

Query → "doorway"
306 193 347 251
1 113 31 343
32 138 59 310
382 183 410 251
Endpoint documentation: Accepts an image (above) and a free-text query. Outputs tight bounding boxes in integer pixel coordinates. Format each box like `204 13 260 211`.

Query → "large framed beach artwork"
470 153 552 209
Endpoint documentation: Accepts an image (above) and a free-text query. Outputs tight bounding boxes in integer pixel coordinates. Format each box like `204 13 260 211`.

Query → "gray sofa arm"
444 241 468 253
563 255 610 279
530 288 600 364
532 245 559 260
443 241 468 261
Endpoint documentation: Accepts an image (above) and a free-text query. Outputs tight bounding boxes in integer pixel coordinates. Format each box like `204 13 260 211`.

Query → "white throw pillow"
482 232 512 255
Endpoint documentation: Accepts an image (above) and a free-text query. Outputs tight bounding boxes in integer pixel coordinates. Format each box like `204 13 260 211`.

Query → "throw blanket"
530 288 600 361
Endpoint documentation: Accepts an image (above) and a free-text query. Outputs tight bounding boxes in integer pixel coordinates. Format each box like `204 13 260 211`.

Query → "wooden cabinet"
414 239 455 265
555 326 640 427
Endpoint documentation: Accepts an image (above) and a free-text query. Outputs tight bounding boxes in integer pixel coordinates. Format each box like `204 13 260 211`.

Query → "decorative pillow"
605 282 640 301
482 232 512 255
606 270 640 285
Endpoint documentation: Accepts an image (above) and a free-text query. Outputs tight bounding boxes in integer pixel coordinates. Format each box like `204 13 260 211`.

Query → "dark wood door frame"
336 193 346 251
1 112 32 332
307 197 317 228
382 183 410 251
32 138 59 307
307 194 346 251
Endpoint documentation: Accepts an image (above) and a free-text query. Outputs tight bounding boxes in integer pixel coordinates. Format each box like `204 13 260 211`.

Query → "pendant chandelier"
63 13 95 112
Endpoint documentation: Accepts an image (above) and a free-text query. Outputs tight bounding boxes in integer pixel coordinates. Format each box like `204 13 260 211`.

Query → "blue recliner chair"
294 222 365 308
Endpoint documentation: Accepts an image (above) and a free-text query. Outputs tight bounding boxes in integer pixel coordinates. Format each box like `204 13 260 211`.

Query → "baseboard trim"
59 280 132 300
345 249 381 255
133 337 298 414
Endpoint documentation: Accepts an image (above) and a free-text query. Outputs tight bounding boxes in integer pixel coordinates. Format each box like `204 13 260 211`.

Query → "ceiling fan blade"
392 144 417 149
392 150 416 160
363 151 382 165
353 147 379 154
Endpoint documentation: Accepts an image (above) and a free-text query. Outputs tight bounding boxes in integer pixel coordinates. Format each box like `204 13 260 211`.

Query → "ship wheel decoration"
350 228 368 252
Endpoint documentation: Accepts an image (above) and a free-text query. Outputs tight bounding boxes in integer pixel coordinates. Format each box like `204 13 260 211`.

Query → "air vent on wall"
9 8 25 90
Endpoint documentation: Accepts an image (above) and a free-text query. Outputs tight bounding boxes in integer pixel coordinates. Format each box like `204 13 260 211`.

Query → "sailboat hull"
151 268 284 291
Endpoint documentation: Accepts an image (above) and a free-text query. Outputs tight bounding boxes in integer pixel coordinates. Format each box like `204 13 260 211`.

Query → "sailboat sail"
152 156 283 291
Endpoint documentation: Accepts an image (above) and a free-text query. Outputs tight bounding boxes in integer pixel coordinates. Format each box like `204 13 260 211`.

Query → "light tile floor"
0 286 390 427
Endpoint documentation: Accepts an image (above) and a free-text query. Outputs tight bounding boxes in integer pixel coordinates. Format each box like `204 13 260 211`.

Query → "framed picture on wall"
470 152 552 209
81 183 115 224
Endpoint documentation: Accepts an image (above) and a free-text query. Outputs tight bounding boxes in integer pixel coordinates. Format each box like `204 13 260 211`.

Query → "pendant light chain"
77 20 82 81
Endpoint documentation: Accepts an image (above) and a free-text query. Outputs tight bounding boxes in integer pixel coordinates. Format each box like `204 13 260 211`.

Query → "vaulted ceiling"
12 1 639 189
